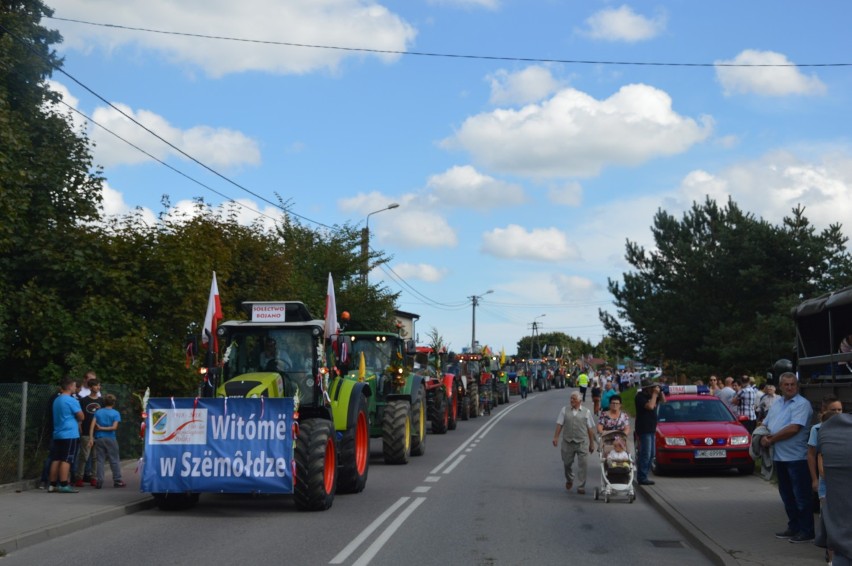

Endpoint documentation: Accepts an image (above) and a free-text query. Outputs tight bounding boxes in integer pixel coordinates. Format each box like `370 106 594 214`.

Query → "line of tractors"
150 300 519 512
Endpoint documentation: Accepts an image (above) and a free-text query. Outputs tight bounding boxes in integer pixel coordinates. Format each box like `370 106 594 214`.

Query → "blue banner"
141 397 295 494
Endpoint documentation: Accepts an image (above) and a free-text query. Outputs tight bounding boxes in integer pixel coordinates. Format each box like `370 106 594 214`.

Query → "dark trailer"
792 285 852 409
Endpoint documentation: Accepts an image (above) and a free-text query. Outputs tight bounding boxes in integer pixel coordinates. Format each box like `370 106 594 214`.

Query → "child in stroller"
594 430 636 503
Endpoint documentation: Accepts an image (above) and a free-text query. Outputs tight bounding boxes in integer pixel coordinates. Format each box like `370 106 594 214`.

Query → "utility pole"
361 203 399 285
469 290 493 352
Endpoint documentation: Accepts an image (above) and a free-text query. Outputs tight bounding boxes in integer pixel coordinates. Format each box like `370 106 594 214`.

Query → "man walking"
577 371 589 402
552 391 595 495
635 378 665 486
761 372 814 544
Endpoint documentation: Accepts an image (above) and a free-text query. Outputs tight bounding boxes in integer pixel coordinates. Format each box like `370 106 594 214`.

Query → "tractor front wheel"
337 394 370 494
294 419 337 511
382 400 411 465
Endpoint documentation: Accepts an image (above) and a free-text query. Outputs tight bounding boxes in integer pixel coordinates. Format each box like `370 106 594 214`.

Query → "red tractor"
416 347 460 433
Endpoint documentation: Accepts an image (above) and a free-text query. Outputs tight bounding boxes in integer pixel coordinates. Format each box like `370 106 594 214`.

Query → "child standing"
89 394 126 488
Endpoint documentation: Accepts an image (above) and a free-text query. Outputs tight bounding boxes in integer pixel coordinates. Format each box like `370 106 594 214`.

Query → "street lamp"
361 203 399 284
469 289 493 353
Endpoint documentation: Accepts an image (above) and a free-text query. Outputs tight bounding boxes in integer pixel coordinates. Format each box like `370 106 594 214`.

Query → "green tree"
0 1 105 383
603 197 852 376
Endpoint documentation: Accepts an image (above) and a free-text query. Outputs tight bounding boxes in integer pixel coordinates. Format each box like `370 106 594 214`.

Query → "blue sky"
45 1 852 355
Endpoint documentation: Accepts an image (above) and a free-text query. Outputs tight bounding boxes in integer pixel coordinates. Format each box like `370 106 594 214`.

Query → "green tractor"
338 331 428 465
212 301 371 510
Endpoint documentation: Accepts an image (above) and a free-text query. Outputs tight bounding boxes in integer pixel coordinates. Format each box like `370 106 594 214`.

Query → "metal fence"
0 383 144 485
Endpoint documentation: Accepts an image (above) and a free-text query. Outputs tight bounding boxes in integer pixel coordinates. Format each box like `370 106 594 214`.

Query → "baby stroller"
593 430 635 503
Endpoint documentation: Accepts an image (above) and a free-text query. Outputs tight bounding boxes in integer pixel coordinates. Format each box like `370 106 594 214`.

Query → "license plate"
695 450 726 458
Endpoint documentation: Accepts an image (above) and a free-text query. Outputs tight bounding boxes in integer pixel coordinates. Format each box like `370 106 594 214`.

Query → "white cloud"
89 103 261 168
53 0 417 77
426 165 525 207
481 224 580 261
100 181 157 225
427 0 499 8
392 263 448 282
672 150 852 234
548 182 583 206
338 191 458 248
715 50 827 97
444 84 712 178
44 80 87 133
579 5 666 42
551 274 600 300
488 65 562 105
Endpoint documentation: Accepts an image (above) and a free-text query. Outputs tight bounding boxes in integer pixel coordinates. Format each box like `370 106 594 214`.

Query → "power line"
48 15 852 68
58 101 280 223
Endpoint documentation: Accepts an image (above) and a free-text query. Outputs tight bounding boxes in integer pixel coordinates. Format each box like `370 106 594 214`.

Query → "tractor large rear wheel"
447 391 458 431
294 419 337 511
411 387 427 456
382 400 411 465
430 390 449 434
468 382 479 418
337 394 370 494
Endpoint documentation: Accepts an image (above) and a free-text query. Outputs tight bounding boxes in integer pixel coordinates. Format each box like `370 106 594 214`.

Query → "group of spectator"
40 372 125 493
708 374 778 434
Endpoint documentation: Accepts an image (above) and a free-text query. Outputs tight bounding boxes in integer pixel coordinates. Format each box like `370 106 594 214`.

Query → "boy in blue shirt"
49 376 84 493
89 394 125 488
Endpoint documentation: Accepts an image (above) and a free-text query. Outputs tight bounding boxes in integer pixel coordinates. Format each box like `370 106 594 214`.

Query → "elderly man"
761 372 814 544
552 391 595 495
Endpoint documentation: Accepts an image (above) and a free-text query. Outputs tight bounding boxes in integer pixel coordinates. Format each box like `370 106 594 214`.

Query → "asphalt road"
2 390 711 566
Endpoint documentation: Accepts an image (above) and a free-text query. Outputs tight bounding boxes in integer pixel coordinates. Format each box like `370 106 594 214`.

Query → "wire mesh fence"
0 383 144 485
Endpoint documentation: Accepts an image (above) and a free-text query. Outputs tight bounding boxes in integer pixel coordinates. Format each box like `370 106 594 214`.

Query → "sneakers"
73 479 85 488
114 480 126 488
565 481 573 491
90 479 99 487
789 533 815 544
95 480 102 489
577 488 586 494
47 485 55 493
57 485 79 493
775 529 795 539
638 479 656 486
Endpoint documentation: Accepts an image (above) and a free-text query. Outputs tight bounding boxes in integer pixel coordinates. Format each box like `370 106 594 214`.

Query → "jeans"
775 459 814 537
95 437 123 485
637 433 655 482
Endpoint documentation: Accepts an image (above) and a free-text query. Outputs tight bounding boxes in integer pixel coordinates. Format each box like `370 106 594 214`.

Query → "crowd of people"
40 371 125 493
551 367 848 565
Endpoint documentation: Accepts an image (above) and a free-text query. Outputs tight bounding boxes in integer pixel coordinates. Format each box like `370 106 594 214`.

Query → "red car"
652 391 754 475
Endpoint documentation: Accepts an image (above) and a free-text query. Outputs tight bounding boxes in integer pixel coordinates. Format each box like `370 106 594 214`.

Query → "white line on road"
329 497 410 564
351 497 427 566
428 398 527 475
412 486 430 493
442 453 466 474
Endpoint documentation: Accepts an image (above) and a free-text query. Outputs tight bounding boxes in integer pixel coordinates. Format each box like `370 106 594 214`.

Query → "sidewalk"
0 460 152 555
640 472 825 565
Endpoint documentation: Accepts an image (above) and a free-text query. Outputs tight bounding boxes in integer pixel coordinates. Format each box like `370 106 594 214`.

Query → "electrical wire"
48 15 852 68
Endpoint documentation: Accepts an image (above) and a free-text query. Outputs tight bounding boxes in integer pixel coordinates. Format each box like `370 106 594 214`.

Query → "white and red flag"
202 271 223 353
324 273 339 341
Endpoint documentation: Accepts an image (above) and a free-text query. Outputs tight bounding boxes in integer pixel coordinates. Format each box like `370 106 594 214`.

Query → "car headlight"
730 435 749 446
664 437 686 446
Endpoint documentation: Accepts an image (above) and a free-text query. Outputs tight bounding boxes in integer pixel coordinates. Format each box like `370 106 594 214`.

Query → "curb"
639 484 740 566
0 496 155 555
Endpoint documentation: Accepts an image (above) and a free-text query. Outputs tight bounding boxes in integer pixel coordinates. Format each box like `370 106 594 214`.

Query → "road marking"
351 498 427 566
329 497 410 564
412 486 430 493
424 476 440 483
429 399 527 475
442 453 466 474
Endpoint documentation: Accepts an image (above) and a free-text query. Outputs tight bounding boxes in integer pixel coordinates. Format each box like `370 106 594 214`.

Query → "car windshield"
657 399 734 423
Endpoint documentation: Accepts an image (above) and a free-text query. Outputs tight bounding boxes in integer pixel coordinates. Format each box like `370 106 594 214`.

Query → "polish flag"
324 273 339 341
202 272 222 353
